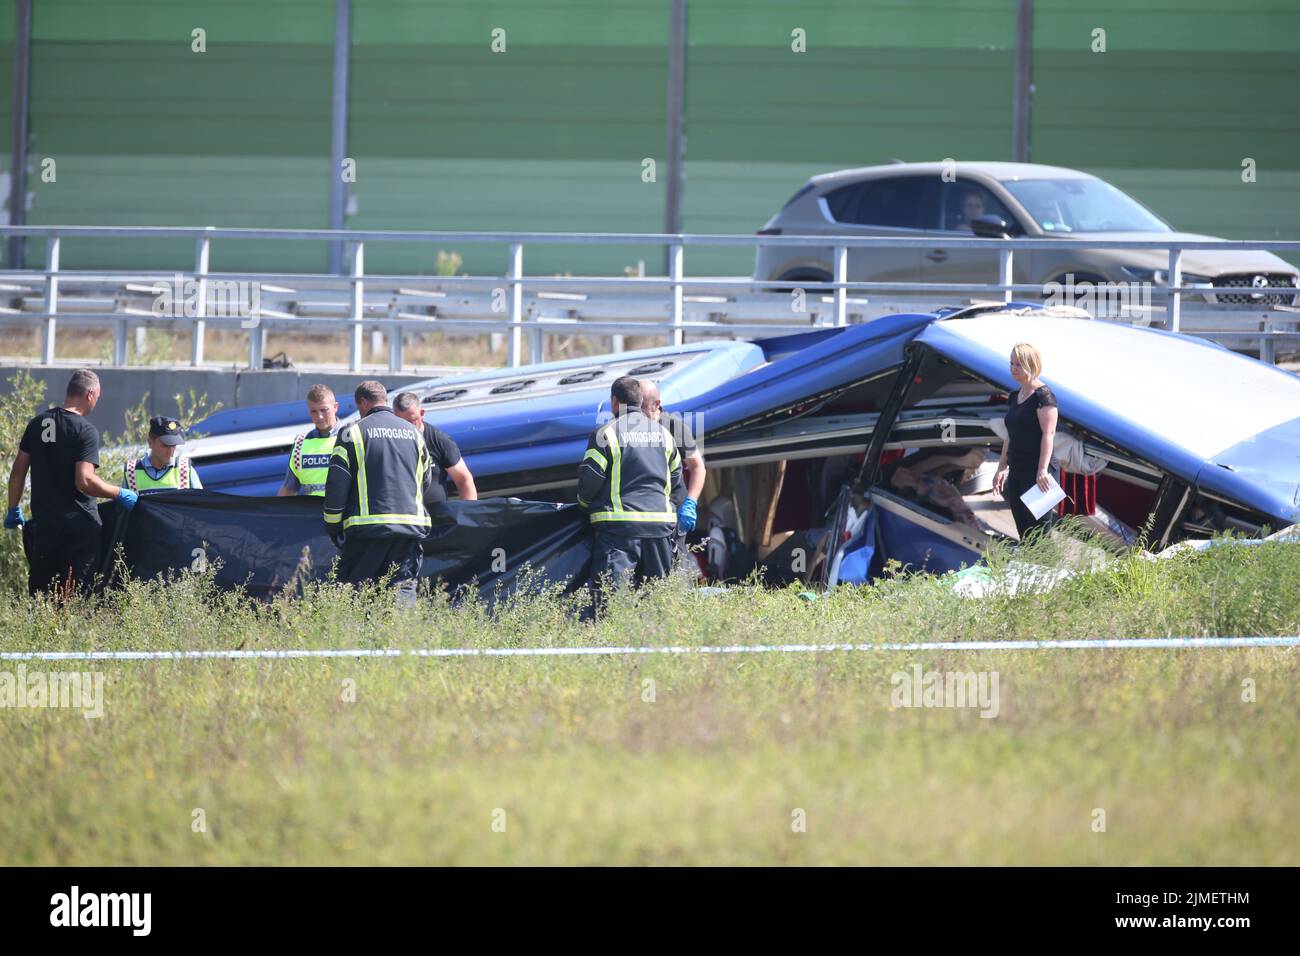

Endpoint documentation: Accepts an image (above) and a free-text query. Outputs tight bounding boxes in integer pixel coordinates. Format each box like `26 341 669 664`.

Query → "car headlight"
1121 266 1166 285
1120 267 1213 287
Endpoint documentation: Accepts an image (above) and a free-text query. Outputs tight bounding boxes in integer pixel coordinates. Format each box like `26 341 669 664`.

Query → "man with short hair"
323 380 433 606
640 379 706 535
278 384 341 497
578 376 682 615
123 417 203 494
392 391 477 503
4 369 139 596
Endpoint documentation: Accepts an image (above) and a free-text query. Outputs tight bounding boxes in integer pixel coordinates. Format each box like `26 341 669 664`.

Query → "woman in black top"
993 342 1059 541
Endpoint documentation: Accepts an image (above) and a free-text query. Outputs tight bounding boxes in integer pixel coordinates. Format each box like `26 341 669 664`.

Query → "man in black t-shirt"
5 369 139 596
392 392 478 504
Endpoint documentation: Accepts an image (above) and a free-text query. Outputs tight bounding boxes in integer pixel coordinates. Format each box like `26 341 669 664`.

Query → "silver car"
753 161 1298 306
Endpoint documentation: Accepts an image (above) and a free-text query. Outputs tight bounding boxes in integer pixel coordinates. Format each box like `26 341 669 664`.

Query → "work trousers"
23 515 101 598
336 535 424 608
589 529 674 617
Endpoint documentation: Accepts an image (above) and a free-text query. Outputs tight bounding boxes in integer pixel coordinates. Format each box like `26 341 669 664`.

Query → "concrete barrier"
0 365 474 434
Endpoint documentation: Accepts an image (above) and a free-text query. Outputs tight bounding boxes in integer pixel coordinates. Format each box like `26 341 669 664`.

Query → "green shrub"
0 371 48 592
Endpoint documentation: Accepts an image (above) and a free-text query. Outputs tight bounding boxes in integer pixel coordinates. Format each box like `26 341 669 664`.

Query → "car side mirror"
971 214 1014 238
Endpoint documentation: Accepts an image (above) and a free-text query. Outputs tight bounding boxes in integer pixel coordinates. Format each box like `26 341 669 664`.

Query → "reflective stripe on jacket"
290 431 336 497
577 410 682 537
124 456 198 494
322 407 432 538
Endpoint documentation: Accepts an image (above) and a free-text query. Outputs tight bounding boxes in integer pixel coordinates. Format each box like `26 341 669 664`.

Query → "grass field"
1 535 1297 866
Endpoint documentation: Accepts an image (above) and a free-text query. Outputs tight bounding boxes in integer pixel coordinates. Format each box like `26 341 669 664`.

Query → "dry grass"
0 327 673 371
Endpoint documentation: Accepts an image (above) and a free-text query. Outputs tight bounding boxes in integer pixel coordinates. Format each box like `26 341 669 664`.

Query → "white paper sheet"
1020 473 1067 520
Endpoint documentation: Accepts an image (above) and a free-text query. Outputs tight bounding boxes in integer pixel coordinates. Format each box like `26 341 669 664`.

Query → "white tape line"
1 636 1297 662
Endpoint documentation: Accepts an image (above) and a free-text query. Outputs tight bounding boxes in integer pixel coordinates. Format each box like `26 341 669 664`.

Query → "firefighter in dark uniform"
578 376 682 615
322 380 433 607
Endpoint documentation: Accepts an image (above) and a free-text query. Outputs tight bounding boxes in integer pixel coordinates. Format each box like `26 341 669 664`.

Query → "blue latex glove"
3 506 23 529
677 497 697 533
117 487 139 512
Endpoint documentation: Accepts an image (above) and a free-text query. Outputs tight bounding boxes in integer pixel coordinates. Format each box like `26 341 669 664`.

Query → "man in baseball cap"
122 416 204 495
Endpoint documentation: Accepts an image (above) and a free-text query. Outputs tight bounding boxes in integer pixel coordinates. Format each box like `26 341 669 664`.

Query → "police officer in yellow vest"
278 384 341 498
123 417 203 495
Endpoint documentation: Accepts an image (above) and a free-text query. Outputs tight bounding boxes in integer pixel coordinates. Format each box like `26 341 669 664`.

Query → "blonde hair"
1011 342 1043 380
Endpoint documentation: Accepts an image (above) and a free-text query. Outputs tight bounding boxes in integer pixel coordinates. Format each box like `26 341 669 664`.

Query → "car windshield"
1001 178 1171 233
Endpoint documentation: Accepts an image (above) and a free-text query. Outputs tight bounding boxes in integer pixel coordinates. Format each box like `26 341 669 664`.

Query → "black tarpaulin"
419 496 592 598
105 491 592 602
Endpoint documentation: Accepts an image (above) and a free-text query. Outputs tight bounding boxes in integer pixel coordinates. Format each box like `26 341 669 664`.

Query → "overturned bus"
115 303 1300 599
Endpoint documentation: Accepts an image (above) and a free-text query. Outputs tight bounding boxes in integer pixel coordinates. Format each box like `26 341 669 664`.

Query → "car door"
818 176 928 289
918 178 1030 293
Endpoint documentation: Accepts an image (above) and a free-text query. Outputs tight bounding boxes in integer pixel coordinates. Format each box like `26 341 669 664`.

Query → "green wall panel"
1032 0 1300 264
1 0 1296 274
345 159 665 276
29 42 332 156
686 0 1014 48
24 155 334 272
349 45 665 160
31 0 334 44
354 0 668 46
1032 0 1300 53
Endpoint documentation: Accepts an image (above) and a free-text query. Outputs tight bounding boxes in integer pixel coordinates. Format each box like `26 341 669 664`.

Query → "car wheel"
770 270 832 295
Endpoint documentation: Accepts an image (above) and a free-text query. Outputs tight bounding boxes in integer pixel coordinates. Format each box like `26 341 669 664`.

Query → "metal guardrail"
1 225 1298 371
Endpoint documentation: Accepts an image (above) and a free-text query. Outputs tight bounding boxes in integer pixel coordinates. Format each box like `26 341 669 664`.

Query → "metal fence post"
1168 248 1182 333
670 242 684 346
614 262 640 354
41 235 59 364
6 0 32 271
507 242 524 367
248 319 265 369
833 244 847 326
662 0 686 271
327 0 352 275
1012 0 1033 164
248 281 265 370
388 324 404 373
349 241 365 371
192 231 210 366
112 290 128 366
1000 248 1014 304
529 324 544 365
